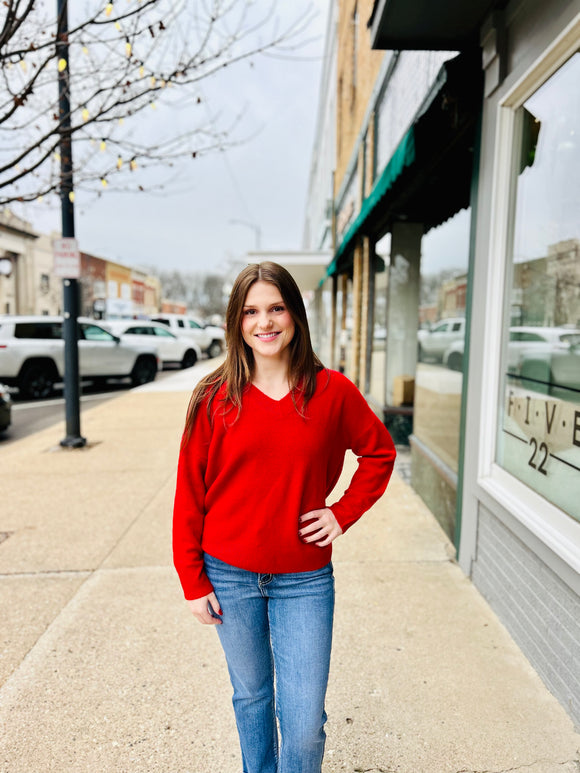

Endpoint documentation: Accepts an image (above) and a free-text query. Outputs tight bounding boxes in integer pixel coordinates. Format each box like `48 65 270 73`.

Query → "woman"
173 262 396 773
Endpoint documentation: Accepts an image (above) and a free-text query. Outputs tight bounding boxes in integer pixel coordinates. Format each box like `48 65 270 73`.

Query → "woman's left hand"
299 508 343 547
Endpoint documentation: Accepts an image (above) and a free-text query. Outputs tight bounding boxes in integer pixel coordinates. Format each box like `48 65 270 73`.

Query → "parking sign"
53 238 81 278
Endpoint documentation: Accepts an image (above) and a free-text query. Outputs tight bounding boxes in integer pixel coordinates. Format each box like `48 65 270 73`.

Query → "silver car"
418 317 465 362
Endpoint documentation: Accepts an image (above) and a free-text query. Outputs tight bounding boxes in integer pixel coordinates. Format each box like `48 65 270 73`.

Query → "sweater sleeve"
172 403 215 600
328 376 396 532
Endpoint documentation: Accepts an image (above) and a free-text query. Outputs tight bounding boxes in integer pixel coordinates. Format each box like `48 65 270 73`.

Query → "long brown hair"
182 261 324 439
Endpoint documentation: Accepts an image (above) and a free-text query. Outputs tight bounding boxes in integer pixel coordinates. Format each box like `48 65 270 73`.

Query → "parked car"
417 317 465 362
0 316 160 399
442 338 465 371
443 325 580 375
103 320 201 369
0 382 12 432
149 313 225 358
516 328 580 397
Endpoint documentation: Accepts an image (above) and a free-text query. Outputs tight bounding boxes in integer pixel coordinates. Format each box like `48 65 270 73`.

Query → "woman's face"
241 281 296 364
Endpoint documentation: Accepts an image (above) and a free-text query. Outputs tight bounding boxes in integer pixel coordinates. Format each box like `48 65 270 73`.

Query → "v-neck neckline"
250 383 292 403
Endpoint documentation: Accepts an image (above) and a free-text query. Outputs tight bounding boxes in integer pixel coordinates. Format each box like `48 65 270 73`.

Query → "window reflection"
414 209 470 475
411 208 470 541
370 256 387 404
497 52 580 522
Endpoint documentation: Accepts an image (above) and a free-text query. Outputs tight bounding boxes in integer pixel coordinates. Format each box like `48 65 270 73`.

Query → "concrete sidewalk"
0 363 578 773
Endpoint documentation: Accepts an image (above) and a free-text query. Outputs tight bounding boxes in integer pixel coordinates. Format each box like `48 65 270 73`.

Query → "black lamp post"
57 0 86 448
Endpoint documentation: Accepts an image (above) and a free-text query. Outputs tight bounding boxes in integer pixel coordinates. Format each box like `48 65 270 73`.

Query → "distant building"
0 211 162 320
0 210 61 315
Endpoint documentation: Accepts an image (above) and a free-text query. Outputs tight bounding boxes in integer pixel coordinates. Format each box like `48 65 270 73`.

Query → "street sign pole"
57 0 86 448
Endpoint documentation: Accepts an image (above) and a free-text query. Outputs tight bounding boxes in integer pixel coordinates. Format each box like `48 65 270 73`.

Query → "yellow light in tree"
105 3 113 16
38 195 44 203
150 102 157 110
160 79 166 88
150 76 156 88
139 66 145 77
130 159 137 171
82 108 89 122
125 42 132 57
115 21 121 31
20 60 27 71
82 46 89 55
58 58 67 72
54 152 61 162
69 191 75 203
101 178 108 188
118 117 124 126
117 156 123 170
100 139 107 151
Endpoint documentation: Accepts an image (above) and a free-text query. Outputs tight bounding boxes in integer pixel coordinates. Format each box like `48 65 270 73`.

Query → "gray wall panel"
472 505 580 725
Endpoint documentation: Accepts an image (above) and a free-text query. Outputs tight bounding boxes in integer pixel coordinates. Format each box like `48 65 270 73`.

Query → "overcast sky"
16 0 330 276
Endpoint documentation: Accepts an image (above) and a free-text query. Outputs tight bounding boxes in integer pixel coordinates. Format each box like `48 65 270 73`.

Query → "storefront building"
0 210 61 316
316 0 481 547
312 0 580 723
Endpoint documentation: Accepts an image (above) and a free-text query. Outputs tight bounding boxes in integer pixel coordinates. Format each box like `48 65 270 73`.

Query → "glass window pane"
14 322 62 339
496 52 580 522
81 324 115 341
415 208 470 473
413 207 470 541
370 256 387 405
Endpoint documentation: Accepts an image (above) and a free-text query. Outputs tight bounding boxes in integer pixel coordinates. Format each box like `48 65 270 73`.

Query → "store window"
339 278 353 375
369 255 387 405
333 278 344 370
415 208 470 474
411 207 471 541
497 52 580 522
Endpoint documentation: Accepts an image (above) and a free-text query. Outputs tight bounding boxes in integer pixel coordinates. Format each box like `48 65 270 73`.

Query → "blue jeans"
204 553 335 773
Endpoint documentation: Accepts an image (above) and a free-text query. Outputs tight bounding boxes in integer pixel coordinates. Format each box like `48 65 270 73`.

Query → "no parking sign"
53 237 81 278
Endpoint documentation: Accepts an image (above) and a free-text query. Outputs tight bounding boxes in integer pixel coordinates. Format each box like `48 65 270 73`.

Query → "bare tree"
147 266 227 317
0 0 316 204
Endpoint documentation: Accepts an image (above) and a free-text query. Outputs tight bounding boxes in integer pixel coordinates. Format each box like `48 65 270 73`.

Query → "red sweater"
173 369 396 599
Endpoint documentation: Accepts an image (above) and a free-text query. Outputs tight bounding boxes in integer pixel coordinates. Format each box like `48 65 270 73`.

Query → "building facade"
308 0 580 725
0 211 61 316
1 211 162 321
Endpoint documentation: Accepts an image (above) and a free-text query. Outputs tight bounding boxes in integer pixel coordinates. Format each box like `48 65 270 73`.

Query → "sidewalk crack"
455 759 580 773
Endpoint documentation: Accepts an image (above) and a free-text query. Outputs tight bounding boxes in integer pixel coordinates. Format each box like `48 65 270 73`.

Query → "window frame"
476 13 580 575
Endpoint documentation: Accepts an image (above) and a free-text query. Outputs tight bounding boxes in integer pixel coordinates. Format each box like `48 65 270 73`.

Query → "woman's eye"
272 306 285 312
243 309 256 315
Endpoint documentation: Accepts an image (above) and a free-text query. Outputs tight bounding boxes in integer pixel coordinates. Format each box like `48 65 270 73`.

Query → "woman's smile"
255 331 281 341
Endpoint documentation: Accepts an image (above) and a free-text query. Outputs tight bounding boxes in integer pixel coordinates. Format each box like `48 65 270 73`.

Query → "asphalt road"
0 369 178 448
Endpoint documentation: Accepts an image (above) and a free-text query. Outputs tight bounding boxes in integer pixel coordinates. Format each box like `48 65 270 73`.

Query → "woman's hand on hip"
299 508 343 547
187 591 222 625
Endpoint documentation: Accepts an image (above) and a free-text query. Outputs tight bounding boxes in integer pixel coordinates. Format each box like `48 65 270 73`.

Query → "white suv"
0 316 160 399
417 317 465 362
150 314 225 358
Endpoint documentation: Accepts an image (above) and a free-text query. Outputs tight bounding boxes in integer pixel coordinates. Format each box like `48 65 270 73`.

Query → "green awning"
322 126 416 284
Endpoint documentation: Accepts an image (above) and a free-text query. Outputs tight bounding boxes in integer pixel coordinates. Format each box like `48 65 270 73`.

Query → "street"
0 369 179 447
